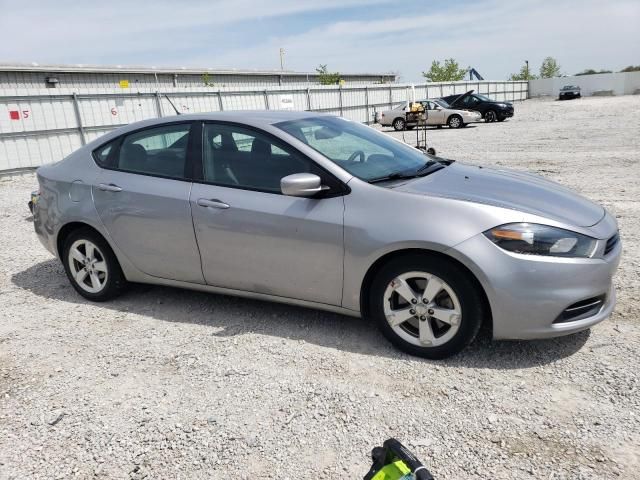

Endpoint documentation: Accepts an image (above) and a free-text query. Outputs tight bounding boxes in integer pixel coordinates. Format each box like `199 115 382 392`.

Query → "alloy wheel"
485 111 497 122
383 271 462 347
68 239 109 293
449 117 461 128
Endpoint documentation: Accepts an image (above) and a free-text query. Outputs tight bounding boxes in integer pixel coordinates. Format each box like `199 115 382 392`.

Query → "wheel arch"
359 248 493 331
56 222 108 259
448 113 463 125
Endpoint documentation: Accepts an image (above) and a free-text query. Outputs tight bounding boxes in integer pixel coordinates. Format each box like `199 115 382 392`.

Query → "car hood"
394 163 604 227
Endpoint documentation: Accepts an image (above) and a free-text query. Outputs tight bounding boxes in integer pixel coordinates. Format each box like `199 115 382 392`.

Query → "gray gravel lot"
1 96 639 479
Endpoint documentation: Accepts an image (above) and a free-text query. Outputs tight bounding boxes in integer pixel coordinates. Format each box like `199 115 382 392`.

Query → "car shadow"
12 259 590 370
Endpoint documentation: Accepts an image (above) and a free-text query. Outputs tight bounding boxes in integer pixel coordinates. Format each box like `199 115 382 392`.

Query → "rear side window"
93 123 192 180
93 139 117 167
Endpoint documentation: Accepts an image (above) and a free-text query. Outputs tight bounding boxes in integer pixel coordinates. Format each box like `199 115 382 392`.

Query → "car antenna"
164 94 181 115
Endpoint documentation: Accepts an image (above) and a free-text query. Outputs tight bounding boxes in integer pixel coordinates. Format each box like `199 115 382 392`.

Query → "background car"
559 85 581 100
375 99 482 130
441 90 514 122
33 111 620 359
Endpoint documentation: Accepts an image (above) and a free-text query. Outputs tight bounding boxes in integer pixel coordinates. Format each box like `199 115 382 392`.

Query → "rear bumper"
449 230 621 340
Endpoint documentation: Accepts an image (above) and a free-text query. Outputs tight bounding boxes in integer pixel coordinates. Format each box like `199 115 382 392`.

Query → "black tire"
484 110 497 122
369 254 486 359
447 114 463 129
392 118 406 131
62 227 127 301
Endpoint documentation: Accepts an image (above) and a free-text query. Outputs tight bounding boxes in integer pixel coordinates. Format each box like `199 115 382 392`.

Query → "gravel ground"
1 96 639 479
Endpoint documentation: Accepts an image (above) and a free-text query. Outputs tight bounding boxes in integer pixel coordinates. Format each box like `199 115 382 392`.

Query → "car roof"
162 110 321 125
83 110 328 150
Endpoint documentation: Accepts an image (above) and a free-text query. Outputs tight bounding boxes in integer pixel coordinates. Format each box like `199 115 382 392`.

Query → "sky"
0 0 638 82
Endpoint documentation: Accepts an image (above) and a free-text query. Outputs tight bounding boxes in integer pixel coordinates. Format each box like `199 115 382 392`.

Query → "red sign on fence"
9 110 20 120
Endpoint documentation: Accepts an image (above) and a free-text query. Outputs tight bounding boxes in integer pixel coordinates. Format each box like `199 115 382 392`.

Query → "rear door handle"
197 198 230 209
98 183 122 192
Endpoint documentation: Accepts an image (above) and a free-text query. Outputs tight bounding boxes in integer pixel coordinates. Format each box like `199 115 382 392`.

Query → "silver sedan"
32 111 621 358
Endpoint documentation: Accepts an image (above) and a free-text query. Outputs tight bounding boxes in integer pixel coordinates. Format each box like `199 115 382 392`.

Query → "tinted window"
116 124 191 179
93 139 117 167
202 123 318 193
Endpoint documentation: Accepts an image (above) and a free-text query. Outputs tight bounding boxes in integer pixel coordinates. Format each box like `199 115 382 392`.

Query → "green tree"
316 64 341 85
539 57 562 78
422 58 467 82
620 65 640 72
509 64 537 80
202 73 216 87
575 68 612 76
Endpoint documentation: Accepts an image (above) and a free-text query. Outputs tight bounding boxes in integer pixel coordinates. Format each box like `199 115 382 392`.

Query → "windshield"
562 85 578 90
434 99 450 108
474 94 493 102
275 116 437 182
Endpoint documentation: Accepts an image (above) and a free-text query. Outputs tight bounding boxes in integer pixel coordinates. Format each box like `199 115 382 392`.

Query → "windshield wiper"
414 161 445 176
368 161 447 184
368 172 417 184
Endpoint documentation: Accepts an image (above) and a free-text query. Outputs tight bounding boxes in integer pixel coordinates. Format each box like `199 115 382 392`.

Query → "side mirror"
281 173 325 197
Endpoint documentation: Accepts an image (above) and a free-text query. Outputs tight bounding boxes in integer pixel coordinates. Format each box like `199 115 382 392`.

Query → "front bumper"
463 113 483 123
498 109 514 119
449 228 621 340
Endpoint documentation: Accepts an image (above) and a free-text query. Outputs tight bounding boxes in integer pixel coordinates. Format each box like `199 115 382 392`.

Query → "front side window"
276 116 434 182
202 123 319 193
116 124 191 179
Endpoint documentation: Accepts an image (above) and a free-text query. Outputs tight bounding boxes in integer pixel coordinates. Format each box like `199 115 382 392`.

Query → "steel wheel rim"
68 239 108 293
383 271 462 347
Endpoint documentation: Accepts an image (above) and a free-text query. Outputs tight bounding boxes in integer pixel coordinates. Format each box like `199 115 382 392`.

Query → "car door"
425 101 445 125
92 122 205 284
189 121 345 305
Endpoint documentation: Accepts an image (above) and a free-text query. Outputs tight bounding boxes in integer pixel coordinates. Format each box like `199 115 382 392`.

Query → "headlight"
484 223 597 258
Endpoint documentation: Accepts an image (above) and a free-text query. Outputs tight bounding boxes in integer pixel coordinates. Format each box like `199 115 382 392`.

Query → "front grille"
604 232 620 255
554 295 606 324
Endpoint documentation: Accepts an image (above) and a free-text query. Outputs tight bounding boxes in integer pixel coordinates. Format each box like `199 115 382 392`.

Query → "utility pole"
525 60 530 99
279 48 285 71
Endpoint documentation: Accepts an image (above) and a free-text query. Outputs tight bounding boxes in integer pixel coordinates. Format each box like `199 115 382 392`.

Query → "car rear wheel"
369 255 485 359
392 118 406 131
62 228 127 301
447 115 463 128
484 110 497 122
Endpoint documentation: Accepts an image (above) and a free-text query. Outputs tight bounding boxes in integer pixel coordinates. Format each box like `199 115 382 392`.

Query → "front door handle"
98 183 122 192
197 198 230 209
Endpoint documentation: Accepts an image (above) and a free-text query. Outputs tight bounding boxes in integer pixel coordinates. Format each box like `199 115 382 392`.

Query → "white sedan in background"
375 99 482 131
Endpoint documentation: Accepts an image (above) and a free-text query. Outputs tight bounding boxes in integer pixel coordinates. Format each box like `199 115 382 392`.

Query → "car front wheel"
484 110 497 122
447 115 463 128
369 255 485 359
62 228 127 301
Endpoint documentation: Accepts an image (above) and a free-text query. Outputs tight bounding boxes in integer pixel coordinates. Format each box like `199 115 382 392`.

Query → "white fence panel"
0 80 528 172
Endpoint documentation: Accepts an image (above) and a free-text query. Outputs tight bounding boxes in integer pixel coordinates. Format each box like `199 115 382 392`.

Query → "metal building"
0 63 397 95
